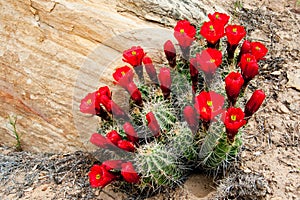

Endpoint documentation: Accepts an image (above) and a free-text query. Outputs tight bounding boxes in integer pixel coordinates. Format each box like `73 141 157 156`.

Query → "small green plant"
8 115 22 151
234 0 243 10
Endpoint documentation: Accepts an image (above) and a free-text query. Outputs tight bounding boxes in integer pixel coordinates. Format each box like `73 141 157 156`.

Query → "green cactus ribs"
199 121 243 169
135 142 184 188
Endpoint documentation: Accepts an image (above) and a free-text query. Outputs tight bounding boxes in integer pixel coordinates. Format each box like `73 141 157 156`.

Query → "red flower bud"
89 164 117 188
225 72 244 105
239 53 259 83
117 140 136 152
189 58 199 78
190 57 199 93
102 160 123 171
126 82 143 106
80 92 100 114
250 42 268 60
174 20 196 48
111 101 129 120
123 122 139 144
200 21 224 45
106 130 122 145
122 46 146 67
121 162 140 183
142 56 158 83
158 67 172 99
146 112 160 137
113 66 134 89
183 106 199 132
90 133 113 149
208 12 230 26
240 40 251 55
225 25 246 45
196 48 223 76
194 91 225 122
164 40 176 68
245 90 266 117
223 107 246 142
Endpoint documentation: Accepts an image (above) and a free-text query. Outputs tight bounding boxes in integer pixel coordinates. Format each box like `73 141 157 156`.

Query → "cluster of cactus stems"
80 12 268 191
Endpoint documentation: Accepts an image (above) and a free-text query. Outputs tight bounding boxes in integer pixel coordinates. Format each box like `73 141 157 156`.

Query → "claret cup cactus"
80 12 267 194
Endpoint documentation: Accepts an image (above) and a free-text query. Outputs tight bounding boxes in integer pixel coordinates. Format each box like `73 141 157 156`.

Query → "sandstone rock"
117 0 228 26
0 0 228 153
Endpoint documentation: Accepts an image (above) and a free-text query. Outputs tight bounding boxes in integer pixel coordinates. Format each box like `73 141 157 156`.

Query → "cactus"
81 12 268 196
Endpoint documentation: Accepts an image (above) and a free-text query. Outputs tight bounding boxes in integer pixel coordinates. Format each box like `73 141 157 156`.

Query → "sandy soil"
1 0 299 199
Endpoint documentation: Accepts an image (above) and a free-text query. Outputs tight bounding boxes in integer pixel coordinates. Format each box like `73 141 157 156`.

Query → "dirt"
1 0 300 200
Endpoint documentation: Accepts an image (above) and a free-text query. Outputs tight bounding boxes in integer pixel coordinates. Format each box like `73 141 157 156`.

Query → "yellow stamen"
96 174 101 180
210 58 216 63
209 25 214 31
121 71 126 76
246 57 251 62
131 51 137 55
255 46 261 51
207 101 213 107
231 115 237 121
215 14 219 19
86 99 92 105
180 29 185 33
232 28 237 33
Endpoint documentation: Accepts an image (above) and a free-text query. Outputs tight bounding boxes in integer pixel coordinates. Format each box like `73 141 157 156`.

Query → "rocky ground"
1 0 299 199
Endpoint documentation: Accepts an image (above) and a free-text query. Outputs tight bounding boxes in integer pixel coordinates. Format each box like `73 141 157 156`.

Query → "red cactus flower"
164 40 176 68
96 86 112 112
121 162 140 183
122 46 146 67
208 12 230 26
223 107 246 142
117 140 136 152
96 86 111 99
225 25 246 45
196 48 223 76
200 21 225 45
174 20 196 48
80 92 100 114
250 42 268 60
106 130 122 145
113 66 142 105
244 90 266 117
123 122 139 144
90 133 113 149
158 67 172 99
183 106 199 132
113 66 134 88
225 72 244 105
89 164 117 188
239 53 259 83
102 160 123 171
194 91 225 122
142 56 158 83
146 112 160 137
